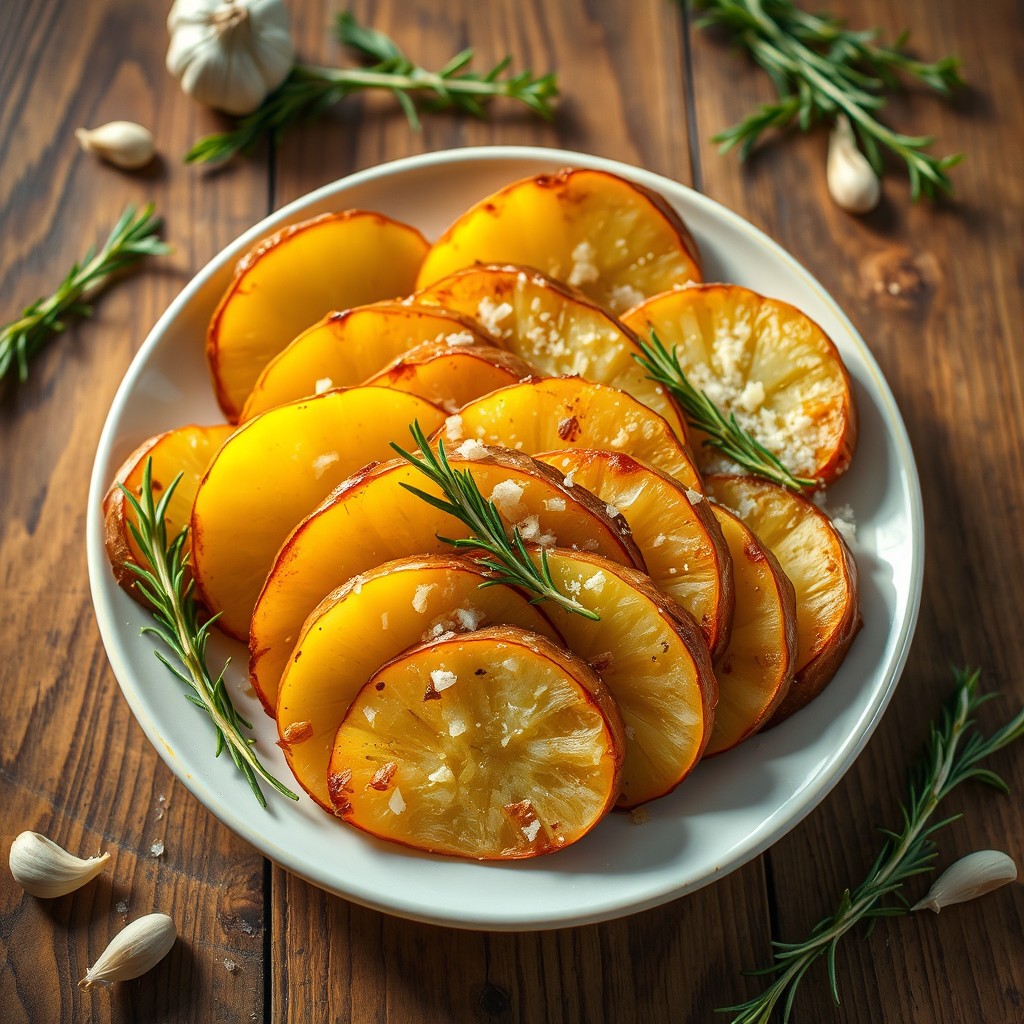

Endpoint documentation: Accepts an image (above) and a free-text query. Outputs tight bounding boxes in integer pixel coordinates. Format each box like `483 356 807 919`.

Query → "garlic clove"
79 913 177 990
76 121 156 170
912 850 1018 913
827 115 880 215
9 831 110 898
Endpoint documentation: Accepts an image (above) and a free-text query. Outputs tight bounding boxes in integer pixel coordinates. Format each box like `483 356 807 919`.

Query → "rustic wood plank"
268 3 775 1022
686 1 1024 1020
0 0 270 1019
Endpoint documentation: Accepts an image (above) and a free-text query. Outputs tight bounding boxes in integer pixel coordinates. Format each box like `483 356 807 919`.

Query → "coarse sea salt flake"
388 788 406 814
455 438 489 460
684 487 703 505
605 503 619 518
445 331 476 346
412 584 436 613
583 572 606 593
314 376 333 394
445 414 463 441
522 819 542 842
428 764 454 784
430 669 457 692
448 718 467 737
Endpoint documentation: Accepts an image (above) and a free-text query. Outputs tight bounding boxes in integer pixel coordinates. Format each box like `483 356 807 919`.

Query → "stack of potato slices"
104 167 861 861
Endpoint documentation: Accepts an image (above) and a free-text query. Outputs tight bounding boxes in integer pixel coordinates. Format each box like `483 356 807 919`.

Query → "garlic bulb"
912 850 1018 913
166 0 294 116
9 831 110 898
79 913 177 990
75 121 156 170
827 115 880 214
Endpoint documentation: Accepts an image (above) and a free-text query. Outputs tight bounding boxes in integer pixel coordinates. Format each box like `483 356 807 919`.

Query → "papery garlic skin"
79 913 177 990
9 831 110 898
167 0 294 116
827 115 880 214
912 850 1018 913
75 122 156 170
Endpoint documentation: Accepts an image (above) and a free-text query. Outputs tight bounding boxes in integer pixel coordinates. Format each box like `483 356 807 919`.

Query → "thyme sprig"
0 204 168 385
722 667 1024 1023
391 423 599 621
120 458 299 808
186 12 558 164
692 0 965 199
634 332 816 491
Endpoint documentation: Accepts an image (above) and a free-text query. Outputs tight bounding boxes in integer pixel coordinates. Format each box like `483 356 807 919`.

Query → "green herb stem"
121 459 299 808
634 332 817 492
692 0 964 199
391 423 600 621
0 203 169 385
721 667 1024 1023
186 12 558 164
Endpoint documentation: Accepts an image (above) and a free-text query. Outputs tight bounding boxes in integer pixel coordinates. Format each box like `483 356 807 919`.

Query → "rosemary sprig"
0 203 169 385
721 667 1024 1023
186 12 558 164
634 332 816 491
120 458 299 808
692 0 965 199
391 422 599 621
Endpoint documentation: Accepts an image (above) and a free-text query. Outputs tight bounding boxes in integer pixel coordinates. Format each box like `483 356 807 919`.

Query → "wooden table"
2 1 1022 1020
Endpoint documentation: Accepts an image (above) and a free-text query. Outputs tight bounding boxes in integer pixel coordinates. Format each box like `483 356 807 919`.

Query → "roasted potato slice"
240 303 492 421
444 376 702 492
278 556 560 808
250 448 644 711
531 549 717 808
191 387 446 639
535 449 732 659
103 424 233 599
363 341 534 413
704 505 797 755
327 627 625 859
416 168 702 313
704 474 861 721
208 212 429 421
622 285 857 484
413 265 686 436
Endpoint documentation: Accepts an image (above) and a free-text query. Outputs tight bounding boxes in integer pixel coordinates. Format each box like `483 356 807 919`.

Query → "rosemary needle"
391 422 600 621
186 12 558 164
0 204 169 386
692 0 964 200
120 458 299 808
634 332 817 492
721 667 1024 1023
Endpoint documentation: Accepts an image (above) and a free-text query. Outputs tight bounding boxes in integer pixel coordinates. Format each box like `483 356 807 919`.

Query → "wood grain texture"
1 0 1023 1021
686 0 1024 1020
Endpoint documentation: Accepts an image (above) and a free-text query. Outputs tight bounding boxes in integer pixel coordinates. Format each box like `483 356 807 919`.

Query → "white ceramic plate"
87 146 923 930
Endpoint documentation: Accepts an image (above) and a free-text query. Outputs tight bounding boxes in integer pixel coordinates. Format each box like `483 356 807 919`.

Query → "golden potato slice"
535 449 733 659
363 341 534 413
327 626 625 859
532 549 717 808
208 212 429 421
704 474 860 722
622 285 857 484
278 556 560 808
416 168 702 313
103 424 233 599
240 303 492 421
443 376 702 492
250 447 644 711
413 265 686 436
704 505 797 755
191 388 445 639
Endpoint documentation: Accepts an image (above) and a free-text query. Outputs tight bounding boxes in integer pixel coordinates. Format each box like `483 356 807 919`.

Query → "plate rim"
86 144 924 930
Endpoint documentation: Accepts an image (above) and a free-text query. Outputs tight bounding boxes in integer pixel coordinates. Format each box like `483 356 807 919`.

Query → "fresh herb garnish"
721 667 1024 1023
0 204 168 385
391 422 600 621
120 458 299 808
692 0 964 199
634 332 817 491
186 12 558 164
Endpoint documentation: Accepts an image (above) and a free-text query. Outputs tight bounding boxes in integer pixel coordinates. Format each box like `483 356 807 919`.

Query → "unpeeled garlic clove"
76 121 156 170
79 913 177 990
9 831 110 898
912 850 1018 913
827 115 880 214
